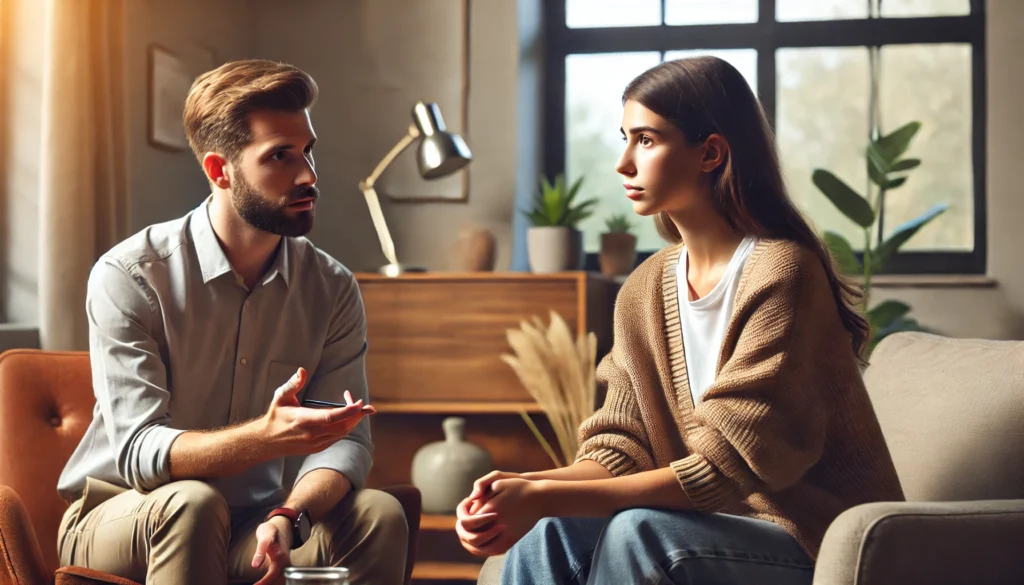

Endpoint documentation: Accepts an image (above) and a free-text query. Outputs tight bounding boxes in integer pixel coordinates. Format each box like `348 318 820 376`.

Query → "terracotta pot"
599 232 637 277
453 228 496 271
527 227 584 273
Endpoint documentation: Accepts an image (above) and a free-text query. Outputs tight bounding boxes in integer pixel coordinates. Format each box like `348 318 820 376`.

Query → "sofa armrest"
814 500 1024 585
0 484 49 585
477 554 505 585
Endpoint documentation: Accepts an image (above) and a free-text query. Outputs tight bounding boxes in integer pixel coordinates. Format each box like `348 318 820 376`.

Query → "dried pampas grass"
501 311 597 468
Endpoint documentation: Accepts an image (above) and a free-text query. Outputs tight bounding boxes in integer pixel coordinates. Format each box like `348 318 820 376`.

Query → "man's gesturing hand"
252 515 293 585
261 368 375 458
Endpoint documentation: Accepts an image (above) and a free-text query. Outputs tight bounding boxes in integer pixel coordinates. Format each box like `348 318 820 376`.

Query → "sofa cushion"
864 332 1024 502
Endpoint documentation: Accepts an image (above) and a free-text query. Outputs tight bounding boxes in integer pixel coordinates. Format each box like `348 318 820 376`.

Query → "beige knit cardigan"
576 238 904 558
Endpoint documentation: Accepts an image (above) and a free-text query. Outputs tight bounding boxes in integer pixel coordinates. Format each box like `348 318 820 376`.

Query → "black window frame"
545 0 987 275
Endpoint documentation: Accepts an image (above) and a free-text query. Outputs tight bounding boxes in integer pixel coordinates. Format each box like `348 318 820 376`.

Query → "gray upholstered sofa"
478 332 1024 584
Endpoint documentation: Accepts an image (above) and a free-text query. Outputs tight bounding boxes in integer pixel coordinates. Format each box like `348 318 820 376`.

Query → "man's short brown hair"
183 59 318 164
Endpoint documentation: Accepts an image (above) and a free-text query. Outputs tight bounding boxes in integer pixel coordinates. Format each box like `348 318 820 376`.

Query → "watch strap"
265 507 300 523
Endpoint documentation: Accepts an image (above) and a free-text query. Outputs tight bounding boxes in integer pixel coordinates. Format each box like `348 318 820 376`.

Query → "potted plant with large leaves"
524 174 598 273
813 121 946 352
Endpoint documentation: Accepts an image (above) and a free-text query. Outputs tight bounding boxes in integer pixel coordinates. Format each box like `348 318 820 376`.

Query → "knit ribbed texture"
576 238 904 558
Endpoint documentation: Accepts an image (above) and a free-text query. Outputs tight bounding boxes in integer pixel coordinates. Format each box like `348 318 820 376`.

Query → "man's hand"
261 368 375 459
457 477 547 557
252 515 293 585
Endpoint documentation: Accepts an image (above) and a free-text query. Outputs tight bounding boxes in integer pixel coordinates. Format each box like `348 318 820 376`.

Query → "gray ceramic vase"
411 417 493 514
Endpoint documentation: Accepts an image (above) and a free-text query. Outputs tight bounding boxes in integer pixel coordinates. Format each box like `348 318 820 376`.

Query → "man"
55 59 407 585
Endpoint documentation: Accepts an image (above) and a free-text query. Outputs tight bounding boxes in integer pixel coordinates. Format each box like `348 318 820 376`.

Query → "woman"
456 56 904 585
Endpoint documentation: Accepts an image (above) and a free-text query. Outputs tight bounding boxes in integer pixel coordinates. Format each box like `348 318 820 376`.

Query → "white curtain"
38 0 129 350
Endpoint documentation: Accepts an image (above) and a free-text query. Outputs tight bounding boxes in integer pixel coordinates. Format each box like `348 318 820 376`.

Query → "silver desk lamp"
358 101 472 277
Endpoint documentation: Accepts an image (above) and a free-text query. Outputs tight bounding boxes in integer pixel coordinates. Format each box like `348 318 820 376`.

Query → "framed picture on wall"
147 44 193 151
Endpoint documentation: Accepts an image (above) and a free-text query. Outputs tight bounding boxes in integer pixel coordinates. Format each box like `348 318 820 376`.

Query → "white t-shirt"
676 236 758 406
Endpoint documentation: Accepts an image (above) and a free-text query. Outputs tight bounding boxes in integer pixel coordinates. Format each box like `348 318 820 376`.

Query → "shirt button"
240 358 248 366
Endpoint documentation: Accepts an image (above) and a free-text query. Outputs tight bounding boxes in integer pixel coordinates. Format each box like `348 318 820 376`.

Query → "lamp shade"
411 101 471 179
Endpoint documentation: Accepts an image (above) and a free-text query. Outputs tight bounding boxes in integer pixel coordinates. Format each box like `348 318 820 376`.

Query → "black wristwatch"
266 507 312 548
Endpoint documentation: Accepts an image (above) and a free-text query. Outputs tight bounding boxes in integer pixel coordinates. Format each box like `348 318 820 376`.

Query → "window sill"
860 274 997 288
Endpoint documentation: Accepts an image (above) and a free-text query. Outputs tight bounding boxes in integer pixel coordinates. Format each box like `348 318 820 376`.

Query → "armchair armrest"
379 485 421 585
54 566 141 585
0 484 49 585
814 500 1024 585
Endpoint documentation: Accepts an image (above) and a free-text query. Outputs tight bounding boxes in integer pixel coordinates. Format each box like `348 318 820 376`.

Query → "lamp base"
378 263 427 277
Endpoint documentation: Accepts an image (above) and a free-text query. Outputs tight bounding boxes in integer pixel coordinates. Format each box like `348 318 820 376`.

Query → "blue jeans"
501 510 814 585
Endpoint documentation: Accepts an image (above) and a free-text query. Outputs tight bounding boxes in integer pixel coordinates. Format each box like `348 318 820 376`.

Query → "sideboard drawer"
356 272 614 410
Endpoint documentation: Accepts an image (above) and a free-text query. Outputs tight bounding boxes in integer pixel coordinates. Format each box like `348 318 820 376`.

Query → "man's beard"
231 169 318 238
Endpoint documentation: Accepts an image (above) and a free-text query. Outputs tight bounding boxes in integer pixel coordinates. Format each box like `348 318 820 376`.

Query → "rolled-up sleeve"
87 258 185 493
294 275 374 490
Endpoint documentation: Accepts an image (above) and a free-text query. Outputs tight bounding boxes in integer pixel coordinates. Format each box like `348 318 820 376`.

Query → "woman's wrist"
530 479 560 518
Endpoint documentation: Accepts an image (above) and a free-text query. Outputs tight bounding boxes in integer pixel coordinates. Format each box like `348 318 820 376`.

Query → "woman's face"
615 99 723 217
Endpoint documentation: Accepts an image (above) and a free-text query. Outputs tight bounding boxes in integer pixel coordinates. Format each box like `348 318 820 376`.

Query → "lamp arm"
360 124 420 190
359 184 400 267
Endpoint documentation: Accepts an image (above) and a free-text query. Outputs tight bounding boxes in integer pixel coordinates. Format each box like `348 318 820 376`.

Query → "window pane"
880 44 973 250
565 53 663 253
779 0 970 20
776 48 870 250
777 0 868 21
881 0 969 17
566 0 661 28
664 49 758 96
665 0 757 25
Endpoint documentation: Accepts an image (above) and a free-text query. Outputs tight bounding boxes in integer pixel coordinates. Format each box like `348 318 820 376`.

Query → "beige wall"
125 0 256 231
250 0 519 273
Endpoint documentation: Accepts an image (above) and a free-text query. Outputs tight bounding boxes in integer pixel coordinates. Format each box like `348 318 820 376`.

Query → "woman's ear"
700 134 729 173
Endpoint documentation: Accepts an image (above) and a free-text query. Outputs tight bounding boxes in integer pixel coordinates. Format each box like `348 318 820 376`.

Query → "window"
546 0 985 274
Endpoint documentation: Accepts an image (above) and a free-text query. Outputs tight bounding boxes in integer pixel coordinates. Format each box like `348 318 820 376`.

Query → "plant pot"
599 232 637 277
527 226 584 273
411 417 493 514
453 228 497 271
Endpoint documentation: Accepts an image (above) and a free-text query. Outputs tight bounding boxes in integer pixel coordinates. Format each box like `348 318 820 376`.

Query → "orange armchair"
0 349 420 585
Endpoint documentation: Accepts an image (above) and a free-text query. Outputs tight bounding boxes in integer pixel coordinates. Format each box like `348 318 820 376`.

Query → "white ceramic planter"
527 226 584 273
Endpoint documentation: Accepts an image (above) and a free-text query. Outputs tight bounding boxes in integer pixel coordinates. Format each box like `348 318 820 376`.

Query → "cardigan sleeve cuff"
575 447 639 477
671 453 738 512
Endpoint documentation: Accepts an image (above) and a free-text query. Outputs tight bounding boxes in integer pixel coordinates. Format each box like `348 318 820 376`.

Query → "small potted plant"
599 213 637 277
524 174 598 273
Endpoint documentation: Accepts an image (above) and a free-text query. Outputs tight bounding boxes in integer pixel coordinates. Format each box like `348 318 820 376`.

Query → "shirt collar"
189 196 292 288
262 238 291 288
190 196 235 284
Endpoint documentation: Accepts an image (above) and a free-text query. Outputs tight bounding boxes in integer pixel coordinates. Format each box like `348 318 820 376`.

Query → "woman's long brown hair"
624 56 870 361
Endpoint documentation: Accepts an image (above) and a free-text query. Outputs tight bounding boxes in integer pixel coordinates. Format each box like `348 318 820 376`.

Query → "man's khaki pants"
57 478 408 585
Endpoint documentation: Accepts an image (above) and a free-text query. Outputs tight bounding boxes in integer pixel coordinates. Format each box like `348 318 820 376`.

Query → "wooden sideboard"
355 271 616 583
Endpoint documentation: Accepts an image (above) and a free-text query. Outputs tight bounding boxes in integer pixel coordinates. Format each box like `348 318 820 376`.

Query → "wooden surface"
421 514 458 531
366 413 561 488
411 561 481 581
357 272 613 406
374 400 542 414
